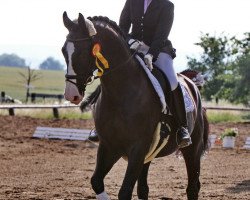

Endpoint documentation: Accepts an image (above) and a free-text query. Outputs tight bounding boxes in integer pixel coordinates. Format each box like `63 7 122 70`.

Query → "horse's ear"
78 13 89 34
63 11 74 30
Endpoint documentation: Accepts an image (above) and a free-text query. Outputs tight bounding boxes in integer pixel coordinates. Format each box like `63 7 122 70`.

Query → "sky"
0 0 249 71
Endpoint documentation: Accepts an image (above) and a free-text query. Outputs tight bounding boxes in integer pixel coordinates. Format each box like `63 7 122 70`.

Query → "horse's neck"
95 26 150 101
100 54 148 105
101 57 140 88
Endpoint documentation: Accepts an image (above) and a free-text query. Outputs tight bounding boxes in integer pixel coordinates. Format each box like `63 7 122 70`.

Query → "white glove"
144 53 153 71
128 39 142 50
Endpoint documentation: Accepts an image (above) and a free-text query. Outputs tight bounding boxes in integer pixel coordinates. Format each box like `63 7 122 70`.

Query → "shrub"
221 128 238 139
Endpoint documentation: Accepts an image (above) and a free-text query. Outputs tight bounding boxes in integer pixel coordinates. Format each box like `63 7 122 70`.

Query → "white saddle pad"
135 55 194 113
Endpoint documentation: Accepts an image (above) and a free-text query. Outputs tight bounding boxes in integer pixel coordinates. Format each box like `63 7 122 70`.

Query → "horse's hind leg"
182 142 203 200
91 143 120 199
137 162 151 200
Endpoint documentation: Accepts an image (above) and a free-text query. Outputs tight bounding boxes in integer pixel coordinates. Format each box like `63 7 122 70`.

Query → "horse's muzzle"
64 81 84 104
72 96 82 105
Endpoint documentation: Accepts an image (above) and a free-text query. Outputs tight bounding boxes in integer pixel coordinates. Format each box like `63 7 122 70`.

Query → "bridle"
65 35 95 90
64 34 138 93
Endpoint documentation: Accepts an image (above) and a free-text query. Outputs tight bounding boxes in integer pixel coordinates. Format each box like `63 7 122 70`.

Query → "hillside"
0 66 99 102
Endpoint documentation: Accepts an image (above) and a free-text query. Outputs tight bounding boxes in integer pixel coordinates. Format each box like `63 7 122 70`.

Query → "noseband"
65 36 95 89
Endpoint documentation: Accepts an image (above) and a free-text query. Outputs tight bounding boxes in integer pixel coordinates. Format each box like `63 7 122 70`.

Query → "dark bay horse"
62 12 209 200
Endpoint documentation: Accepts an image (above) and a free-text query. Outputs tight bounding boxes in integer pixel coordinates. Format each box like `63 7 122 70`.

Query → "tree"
19 67 42 103
39 57 64 70
187 32 250 102
229 54 250 106
0 53 26 67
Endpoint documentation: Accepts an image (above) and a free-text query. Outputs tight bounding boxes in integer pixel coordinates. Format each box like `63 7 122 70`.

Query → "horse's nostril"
73 96 79 101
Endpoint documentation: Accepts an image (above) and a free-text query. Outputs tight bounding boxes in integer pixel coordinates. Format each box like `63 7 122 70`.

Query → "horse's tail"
202 107 210 152
79 85 101 112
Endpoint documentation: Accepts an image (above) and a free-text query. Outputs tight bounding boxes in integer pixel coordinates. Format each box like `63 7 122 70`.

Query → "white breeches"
154 52 178 91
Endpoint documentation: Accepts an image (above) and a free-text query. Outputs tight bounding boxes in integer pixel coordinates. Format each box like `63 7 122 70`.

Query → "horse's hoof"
88 130 99 142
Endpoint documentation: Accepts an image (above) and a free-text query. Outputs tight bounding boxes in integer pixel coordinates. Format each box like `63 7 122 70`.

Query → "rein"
65 28 139 94
65 35 138 80
101 49 138 77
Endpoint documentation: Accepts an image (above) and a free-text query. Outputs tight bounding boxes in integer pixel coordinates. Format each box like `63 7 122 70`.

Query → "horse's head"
62 12 131 104
62 12 97 104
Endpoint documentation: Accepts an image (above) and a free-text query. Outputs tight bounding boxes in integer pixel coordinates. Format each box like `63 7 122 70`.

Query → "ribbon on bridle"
92 43 109 77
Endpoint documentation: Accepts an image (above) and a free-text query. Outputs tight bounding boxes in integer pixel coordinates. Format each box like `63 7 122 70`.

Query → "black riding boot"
88 130 99 142
171 83 192 148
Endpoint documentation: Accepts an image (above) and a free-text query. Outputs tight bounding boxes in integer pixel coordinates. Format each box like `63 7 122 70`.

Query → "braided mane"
87 16 127 40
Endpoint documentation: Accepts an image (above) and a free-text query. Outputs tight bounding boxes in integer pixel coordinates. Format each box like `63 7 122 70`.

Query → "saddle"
134 53 195 139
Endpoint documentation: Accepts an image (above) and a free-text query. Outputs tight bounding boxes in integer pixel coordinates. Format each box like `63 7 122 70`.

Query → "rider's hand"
144 53 153 71
128 39 142 50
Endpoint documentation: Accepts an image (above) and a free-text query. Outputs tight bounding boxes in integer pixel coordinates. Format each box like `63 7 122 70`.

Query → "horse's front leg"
118 145 148 200
91 142 120 200
137 162 151 200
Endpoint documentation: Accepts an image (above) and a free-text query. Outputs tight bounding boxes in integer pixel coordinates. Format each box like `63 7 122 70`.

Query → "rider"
89 0 192 148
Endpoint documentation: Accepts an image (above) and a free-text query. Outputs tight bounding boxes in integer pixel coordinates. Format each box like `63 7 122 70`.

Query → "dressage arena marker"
33 126 90 140
243 137 250 149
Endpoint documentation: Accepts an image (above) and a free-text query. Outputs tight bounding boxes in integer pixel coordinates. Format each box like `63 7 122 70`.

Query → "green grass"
204 100 250 123
207 110 249 123
1 66 249 121
0 66 99 102
0 107 93 119
0 66 65 101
